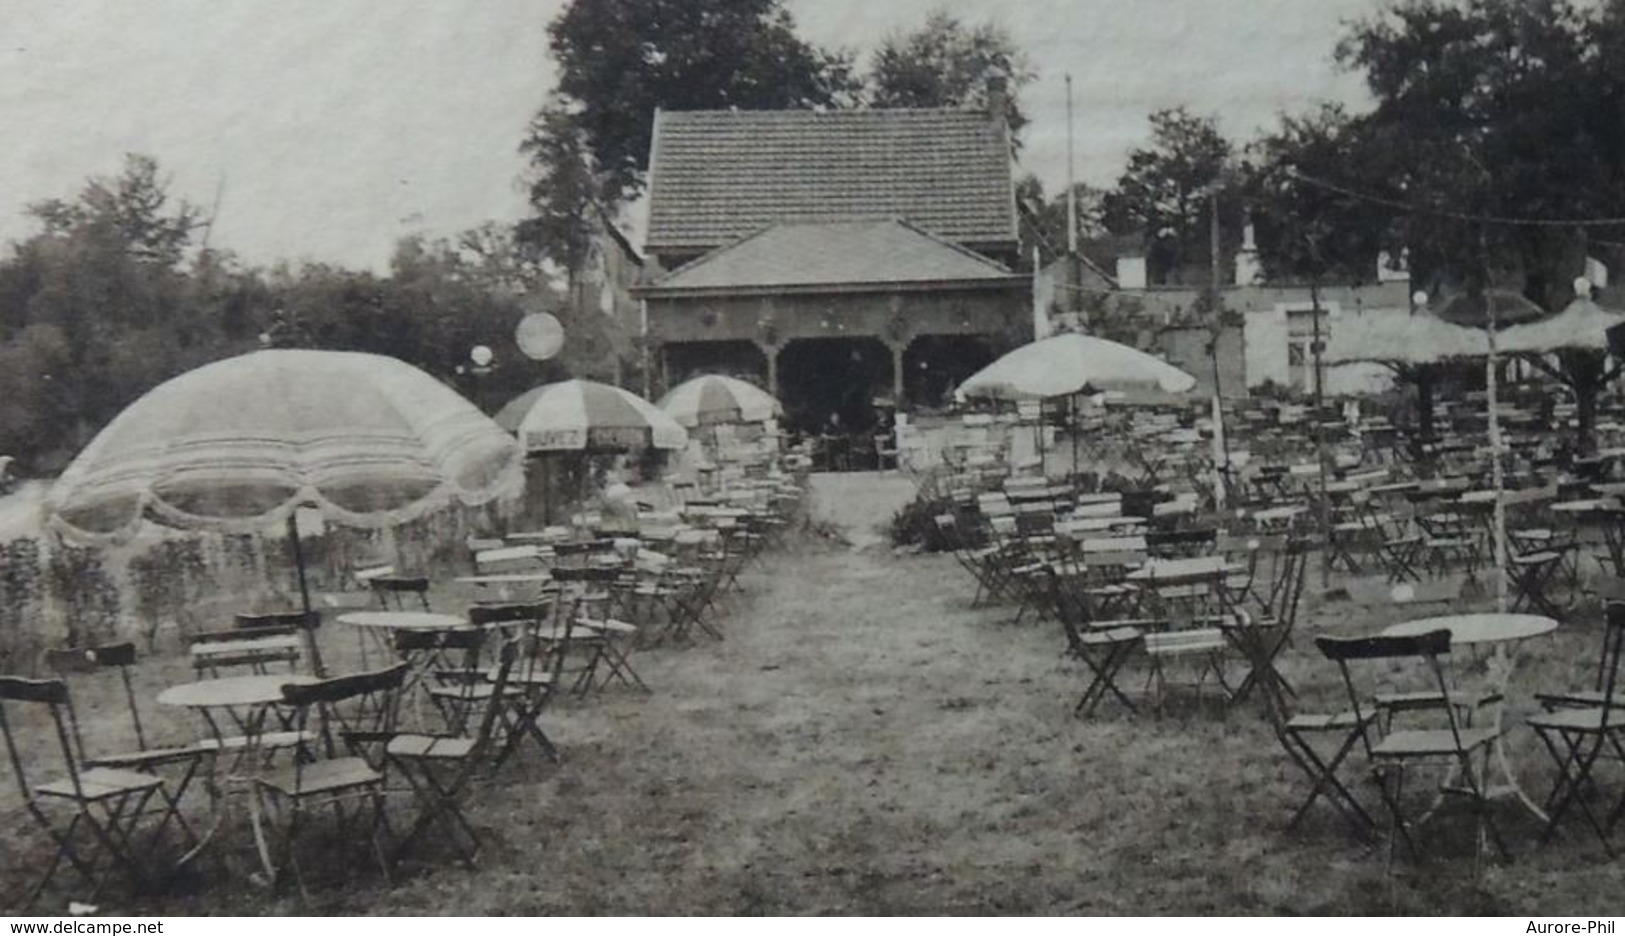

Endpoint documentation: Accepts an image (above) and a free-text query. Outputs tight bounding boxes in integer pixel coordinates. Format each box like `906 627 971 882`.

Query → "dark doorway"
778 337 893 434
904 334 998 411
663 340 767 390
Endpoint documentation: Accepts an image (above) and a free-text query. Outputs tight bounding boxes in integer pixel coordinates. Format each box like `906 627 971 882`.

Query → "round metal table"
1381 612 1558 821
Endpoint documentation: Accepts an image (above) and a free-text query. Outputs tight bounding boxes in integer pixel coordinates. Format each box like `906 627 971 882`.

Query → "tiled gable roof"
640 218 1020 294
645 108 1017 254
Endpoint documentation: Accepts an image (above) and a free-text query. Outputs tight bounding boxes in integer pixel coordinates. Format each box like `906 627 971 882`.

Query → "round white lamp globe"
470 345 494 368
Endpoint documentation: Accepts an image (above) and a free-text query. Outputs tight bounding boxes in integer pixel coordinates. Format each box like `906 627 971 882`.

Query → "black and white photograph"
3 0 1625 919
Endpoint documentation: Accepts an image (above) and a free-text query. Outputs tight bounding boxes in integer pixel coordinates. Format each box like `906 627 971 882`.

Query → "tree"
27 154 202 268
517 99 601 291
1015 174 1109 268
1244 103 1392 285
540 0 859 206
1099 108 1238 285
867 10 1035 139
1333 0 1612 310
0 155 244 468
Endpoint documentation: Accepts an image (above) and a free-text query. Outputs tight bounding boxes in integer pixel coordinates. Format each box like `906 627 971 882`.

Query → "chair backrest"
236 610 320 633
370 575 432 611
1593 601 1625 728
551 565 622 584
281 662 409 760
467 601 554 629
1071 500 1123 519
45 642 148 758
189 623 304 677
0 676 80 802
473 545 547 574
1315 629 1457 754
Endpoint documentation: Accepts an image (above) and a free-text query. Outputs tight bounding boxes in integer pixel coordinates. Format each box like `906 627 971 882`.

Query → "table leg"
1484 643 1549 824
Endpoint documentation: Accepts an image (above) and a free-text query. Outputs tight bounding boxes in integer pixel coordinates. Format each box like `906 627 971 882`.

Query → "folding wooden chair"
1223 536 1309 709
412 627 493 734
1527 601 1625 854
465 601 562 764
549 567 625 698
1141 625 1232 717
387 638 521 867
1316 630 1509 875
488 597 591 768
0 676 194 910
45 644 208 847
1041 563 1145 717
1263 683 1380 839
253 663 408 898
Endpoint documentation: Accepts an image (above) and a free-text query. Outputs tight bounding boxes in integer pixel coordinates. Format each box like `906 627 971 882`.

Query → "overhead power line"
1286 168 1625 229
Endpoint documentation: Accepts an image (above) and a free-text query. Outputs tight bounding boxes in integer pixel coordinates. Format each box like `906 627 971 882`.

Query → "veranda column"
763 342 780 401
889 340 906 409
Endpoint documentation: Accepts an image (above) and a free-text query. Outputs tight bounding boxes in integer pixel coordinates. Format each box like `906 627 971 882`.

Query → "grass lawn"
4 475 1625 915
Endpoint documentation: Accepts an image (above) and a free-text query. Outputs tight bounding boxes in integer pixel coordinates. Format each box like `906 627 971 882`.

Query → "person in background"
597 480 640 534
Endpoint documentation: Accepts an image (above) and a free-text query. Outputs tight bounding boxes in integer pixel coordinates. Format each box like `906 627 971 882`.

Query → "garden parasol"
496 379 687 522
1324 308 1491 441
656 374 782 428
497 378 688 452
46 349 525 671
955 333 1197 401
956 333 1197 480
1497 295 1625 454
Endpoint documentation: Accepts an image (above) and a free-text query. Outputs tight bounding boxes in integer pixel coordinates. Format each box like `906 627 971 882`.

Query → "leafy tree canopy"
1100 108 1239 285
867 9 1035 139
544 0 859 206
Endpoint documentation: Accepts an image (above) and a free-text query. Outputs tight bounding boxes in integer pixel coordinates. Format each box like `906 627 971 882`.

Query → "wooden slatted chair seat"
256 756 381 797
35 767 164 801
1371 726 1499 758
1143 628 1227 656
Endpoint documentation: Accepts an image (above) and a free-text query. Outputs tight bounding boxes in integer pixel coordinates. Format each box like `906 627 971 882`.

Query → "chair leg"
1284 728 1376 836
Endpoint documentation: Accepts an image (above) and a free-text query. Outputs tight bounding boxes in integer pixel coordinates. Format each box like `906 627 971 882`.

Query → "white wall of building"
1244 303 1398 397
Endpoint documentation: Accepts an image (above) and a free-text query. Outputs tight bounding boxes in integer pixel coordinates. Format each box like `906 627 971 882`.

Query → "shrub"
888 492 964 552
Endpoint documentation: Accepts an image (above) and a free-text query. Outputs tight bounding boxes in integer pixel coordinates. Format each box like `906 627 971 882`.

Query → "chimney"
985 73 1009 125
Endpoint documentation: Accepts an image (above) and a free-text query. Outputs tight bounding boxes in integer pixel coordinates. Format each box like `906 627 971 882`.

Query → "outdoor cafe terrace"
12 338 1625 915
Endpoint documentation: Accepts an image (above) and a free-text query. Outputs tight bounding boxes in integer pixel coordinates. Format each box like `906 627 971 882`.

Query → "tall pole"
1306 231 1331 591
1482 231 1508 611
1065 74 1077 256
1208 189 1232 505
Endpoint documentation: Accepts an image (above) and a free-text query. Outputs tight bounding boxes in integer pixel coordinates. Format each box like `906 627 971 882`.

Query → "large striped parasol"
657 374 781 428
46 349 524 673
497 378 688 452
48 349 524 540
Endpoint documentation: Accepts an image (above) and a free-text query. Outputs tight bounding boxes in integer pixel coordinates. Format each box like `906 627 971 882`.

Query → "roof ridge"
889 217 1012 274
657 107 994 120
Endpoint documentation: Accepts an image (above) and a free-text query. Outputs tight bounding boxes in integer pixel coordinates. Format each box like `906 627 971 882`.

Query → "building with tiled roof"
634 90 1031 433
645 108 1019 267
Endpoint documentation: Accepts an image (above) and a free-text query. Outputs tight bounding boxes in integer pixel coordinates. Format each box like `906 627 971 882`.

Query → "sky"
0 0 1387 273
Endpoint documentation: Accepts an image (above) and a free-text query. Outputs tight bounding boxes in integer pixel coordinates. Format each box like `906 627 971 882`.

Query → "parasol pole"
1486 285 1509 611
286 508 326 677
1071 393 1082 490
